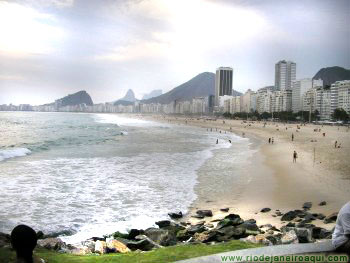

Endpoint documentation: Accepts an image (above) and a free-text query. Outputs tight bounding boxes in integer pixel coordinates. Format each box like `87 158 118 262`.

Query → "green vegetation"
0 241 260 263
332 108 349 121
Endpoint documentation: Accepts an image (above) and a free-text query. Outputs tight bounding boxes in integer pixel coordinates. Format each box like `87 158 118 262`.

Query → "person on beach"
335 141 338 148
333 201 350 258
229 140 231 143
292 133 294 141
268 138 271 144
11 225 45 263
272 137 274 144
293 151 298 163
216 139 218 144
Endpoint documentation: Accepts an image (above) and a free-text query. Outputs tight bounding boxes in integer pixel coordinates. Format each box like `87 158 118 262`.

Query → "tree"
332 108 349 121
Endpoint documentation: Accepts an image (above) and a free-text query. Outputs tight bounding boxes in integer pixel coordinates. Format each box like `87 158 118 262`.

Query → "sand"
134 114 350 230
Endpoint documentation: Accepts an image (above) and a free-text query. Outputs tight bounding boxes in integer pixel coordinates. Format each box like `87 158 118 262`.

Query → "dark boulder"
312 227 332 239
220 208 229 212
216 219 233 229
302 202 312 209
196 210 213 217
260 208 271 213
187 225 206 235
323 212 338 224
281 210 299 221
155 220 171 228
144 228 177 246
319 201 327 206
128 229 144 240
168 211 183 219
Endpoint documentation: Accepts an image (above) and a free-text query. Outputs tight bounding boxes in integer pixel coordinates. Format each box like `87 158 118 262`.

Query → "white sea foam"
93 114 162 127
0 148 31 162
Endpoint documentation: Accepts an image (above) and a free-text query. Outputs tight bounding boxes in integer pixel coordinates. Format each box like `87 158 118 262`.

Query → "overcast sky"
0 0 349 105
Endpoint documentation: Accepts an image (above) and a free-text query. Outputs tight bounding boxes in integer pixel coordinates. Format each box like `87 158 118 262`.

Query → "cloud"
0 1 66 55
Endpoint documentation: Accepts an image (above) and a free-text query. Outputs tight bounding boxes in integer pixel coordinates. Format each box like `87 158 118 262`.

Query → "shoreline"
133 114 350 231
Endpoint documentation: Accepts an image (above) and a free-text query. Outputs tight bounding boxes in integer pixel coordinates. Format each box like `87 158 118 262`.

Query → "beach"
136 114 350 230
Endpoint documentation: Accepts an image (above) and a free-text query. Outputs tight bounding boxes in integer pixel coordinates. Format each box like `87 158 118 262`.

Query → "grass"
0 241 261 263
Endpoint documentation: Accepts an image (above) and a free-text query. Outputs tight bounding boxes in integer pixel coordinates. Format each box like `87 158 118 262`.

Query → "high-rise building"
275 60 296 91
331 80 350 115
215 67 233 106
291 78 312 113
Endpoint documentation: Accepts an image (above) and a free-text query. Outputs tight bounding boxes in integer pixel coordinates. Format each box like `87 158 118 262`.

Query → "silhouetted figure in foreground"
216 139 218 144
11 225 43 263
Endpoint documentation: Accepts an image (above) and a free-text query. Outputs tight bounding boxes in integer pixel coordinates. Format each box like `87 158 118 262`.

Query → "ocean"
0 111 252 244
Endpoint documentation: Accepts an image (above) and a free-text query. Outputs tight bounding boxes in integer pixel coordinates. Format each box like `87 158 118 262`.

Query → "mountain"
121 89 136 102
142 89 163 100
313 66 350 87
50 90 93 106
142 72 241 104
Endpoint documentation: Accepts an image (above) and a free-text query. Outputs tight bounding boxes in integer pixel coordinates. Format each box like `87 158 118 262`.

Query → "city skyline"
0 0 349 105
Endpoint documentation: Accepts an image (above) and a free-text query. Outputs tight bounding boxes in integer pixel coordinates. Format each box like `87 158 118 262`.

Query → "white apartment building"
331 80 350 115
275 60 296 91
256 88 272 113
241 89 257 112
292 78 312 113
229 96 241 114
316 87 332 120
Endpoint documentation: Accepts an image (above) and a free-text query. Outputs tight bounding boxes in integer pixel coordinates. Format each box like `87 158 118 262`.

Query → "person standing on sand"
272 137 274 144
268 138 271 144
293 151 298 163
335 141 338 148
332 201 350 258
216 139 218 144
292 133 294 141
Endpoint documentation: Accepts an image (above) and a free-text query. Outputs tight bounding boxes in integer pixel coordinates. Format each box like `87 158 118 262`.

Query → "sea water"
0 112 252 244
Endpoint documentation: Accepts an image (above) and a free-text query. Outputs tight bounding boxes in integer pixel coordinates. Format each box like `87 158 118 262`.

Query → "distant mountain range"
142 90 162 100
313 66 350 87
45 90 93 106
113 89 136 106
141 72 241 104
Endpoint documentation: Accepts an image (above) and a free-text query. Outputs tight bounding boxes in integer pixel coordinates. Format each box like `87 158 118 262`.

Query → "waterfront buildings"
275 60 296 91
215 67 233 107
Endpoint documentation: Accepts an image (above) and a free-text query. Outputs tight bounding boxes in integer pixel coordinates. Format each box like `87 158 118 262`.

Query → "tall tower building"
275 60 296 91
215 67 233 106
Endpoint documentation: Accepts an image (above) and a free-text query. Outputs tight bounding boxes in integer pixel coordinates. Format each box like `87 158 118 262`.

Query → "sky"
0 0 349 105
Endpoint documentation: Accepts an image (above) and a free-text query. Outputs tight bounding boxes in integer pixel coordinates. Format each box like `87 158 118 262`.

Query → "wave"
0 148 31 162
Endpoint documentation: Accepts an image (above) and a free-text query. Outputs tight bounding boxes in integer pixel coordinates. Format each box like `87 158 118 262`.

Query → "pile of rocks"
0 203 337 256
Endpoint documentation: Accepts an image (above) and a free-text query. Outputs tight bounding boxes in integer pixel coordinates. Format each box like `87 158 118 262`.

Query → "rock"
193 231 218 243
205 224 214 228
135 235 162 250
216 219 233 229
304 213 317 221
36 231 44 240
144 228 177 246
195 221 205 226
313 227 332 239
111 231 129 239
37 238 66 251
115 237 153 251
240 222 260 232
224 214 244 225
268 226 280 232
155 220 171 228
0 232 10 244
196 210 213 217
241 234 272 245
128 229 143 240
191 215 205 219
302 202 312 209
286 222 295 227
275 211 283 216
168 211 183 219
176 230 192 241
107 239 131 253
70 245 92 255
281 230 299 244
187 225 206 235
319 201 327 206
220 208 229 212
261 208 271 213
281 210 299 221
245 219 256 224
217 226 246 240
294 228 314 243
81 239 95 253
323 212 338 224
316 213 326 220
94 240 107 254
91 237 105 242
265 235 281 245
